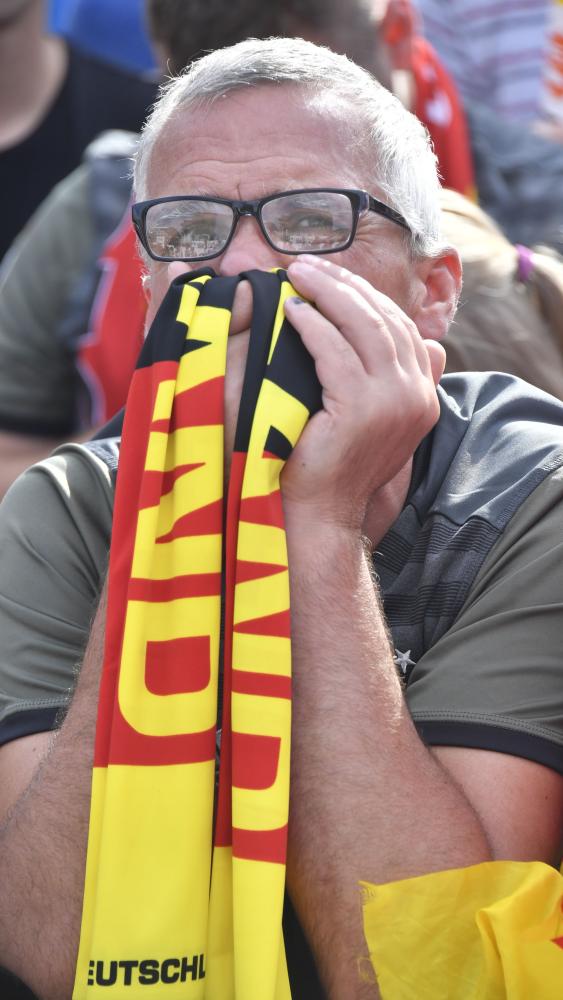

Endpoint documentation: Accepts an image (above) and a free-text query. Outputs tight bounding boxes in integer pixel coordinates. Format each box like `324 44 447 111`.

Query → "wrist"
282 496 365 539
283 504 371 575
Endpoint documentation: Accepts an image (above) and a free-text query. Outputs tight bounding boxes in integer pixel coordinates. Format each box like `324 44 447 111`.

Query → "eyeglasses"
131 188 411 262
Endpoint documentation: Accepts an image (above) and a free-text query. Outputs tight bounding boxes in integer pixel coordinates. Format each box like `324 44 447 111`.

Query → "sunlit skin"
0 0 67 152
143 85 460 542
0 0 35 25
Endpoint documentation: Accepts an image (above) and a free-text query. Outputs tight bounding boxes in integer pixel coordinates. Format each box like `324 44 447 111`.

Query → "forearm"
0 585 106 1000
285 521 490 998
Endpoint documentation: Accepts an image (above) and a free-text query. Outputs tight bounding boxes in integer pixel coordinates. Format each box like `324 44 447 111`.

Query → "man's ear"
413 248 462 341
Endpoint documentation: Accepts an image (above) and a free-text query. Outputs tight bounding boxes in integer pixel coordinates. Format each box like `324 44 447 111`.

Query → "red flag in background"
382 0 477 199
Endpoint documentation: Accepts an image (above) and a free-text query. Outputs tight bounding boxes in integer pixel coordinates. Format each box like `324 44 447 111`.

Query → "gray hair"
134 36 443 256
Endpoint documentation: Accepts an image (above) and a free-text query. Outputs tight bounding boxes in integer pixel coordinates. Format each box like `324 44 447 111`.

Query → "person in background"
412 0 563 260
537 0 563 139
0 0 156 263
48 0 158 76
378 0 476 198
440 187 563 400
415 0 551 124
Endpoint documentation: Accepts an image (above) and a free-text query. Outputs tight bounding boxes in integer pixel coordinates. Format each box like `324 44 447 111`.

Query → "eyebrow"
163 186 309 201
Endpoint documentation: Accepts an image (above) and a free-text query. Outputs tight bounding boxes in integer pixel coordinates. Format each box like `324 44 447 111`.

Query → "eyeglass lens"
144 200 233 259
262 191 354 252
143 191 355 259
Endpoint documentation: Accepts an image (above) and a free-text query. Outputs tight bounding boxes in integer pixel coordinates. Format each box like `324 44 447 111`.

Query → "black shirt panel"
0 44 156 260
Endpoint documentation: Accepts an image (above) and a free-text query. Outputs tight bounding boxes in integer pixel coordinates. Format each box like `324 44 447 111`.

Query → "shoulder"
425 371 563 525
0 444 115 744
0 442 115 561
407 463 563 774
377 372 563 667
437 369 563 431
0 168 95 435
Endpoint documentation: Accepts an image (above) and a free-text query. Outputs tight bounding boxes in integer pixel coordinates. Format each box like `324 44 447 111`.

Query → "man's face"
143 85 432 464
144 85 423 323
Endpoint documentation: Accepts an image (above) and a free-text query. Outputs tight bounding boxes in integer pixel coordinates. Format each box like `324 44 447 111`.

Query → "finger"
291 255 443 385
287 261 395 369
288 257 381 327
167 264 252 336
288 259 427 379
229 279 253 336
284 297 364 398
290 254 389 315
424 339 447 387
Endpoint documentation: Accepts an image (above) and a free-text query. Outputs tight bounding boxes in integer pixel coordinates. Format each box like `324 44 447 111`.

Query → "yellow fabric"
73 269 315 998
362 860 563 999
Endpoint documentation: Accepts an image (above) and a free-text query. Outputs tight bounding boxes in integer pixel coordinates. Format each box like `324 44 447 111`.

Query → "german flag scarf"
73 268 321 999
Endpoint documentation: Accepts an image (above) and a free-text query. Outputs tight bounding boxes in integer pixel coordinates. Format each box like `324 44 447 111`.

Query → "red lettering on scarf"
234 610 291 638
232 732 281 790
145 635 212 695
233 825 287 864
156 498 224 542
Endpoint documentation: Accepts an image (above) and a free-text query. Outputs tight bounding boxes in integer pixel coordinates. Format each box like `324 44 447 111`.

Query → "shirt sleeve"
0 166 93 436
0 445 112 743
406 466 563 773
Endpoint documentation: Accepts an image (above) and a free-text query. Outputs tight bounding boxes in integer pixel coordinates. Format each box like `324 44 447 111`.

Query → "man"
0 0 156 262
0 37 562 1000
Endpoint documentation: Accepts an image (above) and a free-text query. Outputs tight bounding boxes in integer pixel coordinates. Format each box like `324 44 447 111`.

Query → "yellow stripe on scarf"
361 860 563 999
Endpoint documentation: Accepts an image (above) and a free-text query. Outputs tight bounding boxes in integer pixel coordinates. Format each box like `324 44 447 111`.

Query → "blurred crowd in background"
2 0 563 496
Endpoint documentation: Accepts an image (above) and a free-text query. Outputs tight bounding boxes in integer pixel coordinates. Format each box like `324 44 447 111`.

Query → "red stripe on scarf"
232 670 291 700
150 376 225 431
128 574 222 600
139 464 205 508
234 610 291 637
233 825 287 864
145 635 212 695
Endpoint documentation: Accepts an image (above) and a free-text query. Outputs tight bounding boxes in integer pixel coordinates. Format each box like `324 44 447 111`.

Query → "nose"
215 216 286 276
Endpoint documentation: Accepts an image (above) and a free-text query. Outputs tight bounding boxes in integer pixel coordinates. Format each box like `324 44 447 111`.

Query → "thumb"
425 339 447 388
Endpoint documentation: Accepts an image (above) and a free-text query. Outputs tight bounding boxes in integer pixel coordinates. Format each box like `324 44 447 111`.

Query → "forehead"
145 85 374 200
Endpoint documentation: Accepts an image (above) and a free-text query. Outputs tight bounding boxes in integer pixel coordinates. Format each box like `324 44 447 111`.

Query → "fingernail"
286 295 307 306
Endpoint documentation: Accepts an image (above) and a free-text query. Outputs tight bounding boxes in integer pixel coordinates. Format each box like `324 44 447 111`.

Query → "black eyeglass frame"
131 187 411 263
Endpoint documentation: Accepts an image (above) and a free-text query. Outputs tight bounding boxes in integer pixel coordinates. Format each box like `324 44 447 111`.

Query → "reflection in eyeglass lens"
263 192 353 251
143 192 355 258
146 200 234 258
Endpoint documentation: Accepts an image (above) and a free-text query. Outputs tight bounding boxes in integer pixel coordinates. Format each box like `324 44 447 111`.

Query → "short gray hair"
134 36 443 256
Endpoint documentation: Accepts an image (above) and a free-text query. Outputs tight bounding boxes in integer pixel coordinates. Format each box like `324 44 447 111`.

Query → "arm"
0 588 106 1000
0 431 68 499
0 165 94 498
285 526 491 999
0 448 113 998
0 428 101 500
281 256 562 997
